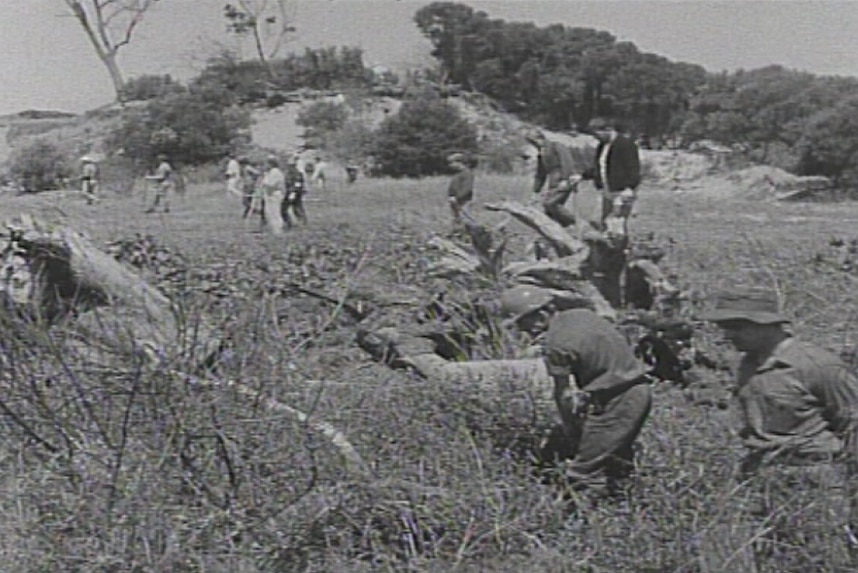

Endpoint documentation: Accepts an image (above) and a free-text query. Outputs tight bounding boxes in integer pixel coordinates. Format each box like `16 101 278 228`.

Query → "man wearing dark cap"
582 119 641 236
703 286 858 567
501 285 652 498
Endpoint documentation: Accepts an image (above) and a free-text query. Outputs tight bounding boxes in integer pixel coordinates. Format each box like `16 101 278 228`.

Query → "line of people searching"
226 153 319 235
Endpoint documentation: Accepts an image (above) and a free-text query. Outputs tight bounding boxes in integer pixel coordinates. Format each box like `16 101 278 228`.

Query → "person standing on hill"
281 154 307 228
501 285 652 500
145 154 174 214
446 152 475 225
582 119 641 237
703 286 858 568
79 155 100 205
528 130 586 228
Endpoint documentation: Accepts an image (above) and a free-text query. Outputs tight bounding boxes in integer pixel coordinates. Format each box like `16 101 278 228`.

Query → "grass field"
1 173 858 572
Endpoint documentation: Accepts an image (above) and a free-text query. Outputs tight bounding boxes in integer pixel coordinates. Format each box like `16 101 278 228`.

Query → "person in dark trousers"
241 158 263 221
582 118 641 236
281 154 307 228
446 152 475 224
701 285 858 569
528 130 588 228
501 285 652 500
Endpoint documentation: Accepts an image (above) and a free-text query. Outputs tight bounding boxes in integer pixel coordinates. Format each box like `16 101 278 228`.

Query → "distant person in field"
446 151 475 224
281 154 307 228
145 154 174 214
79 155 100 205
582 118 641 237
345 162 360 184
241 157 263 220
528 130 586 228
703 285 858 567
501 285 652 500
310 156 327 192
225 152 242 197
259 156 285 235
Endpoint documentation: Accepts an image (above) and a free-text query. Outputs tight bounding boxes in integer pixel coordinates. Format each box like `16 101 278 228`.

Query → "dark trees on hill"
414 2 706 135
371 92 479 178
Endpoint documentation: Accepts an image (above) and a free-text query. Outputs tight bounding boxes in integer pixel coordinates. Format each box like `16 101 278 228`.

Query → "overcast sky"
2 1 858 116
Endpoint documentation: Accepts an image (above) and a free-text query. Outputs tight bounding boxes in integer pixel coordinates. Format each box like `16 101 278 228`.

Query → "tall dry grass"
0 174 857 571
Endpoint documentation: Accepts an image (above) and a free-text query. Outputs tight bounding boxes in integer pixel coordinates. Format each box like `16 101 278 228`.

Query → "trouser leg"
294 196 306 223
564 383 652 493
542 186 576 227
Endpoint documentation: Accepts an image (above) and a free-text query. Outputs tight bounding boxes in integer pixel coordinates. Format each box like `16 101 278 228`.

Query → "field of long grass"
2 171 858 572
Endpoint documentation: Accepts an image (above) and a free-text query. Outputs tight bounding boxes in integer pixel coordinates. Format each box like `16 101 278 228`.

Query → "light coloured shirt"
261 167 285 196
226 158 241 179
736 336 858 459
598 139 613 191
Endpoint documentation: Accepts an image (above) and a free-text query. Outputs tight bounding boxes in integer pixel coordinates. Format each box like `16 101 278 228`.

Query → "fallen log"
1 214 220 367
484 200 592 257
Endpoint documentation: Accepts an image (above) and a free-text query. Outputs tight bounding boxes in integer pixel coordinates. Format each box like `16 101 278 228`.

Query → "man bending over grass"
501 285 652 500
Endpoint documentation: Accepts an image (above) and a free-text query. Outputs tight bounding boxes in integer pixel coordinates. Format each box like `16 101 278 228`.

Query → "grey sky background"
2 1 858 116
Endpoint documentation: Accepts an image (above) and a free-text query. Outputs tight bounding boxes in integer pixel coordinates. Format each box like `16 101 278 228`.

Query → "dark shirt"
284 165 305 195
736 337 858 459
586 134 641 192
447 169 475 205
544 308 647 394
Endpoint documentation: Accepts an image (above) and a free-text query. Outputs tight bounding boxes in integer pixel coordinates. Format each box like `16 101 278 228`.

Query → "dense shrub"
120 74 185 102
371 91 479 177
8 140 71 193
108 84 251 167
297 101 350 135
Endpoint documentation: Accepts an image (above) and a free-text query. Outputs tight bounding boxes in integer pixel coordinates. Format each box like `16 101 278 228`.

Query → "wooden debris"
484 200 591 257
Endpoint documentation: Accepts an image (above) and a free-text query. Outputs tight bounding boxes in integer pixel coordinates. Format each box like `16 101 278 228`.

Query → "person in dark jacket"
281 154 307 228
582 119 641 236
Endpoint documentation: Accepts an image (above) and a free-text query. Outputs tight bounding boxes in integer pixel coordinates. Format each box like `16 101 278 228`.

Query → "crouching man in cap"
501 285 652 499
703 286 858 568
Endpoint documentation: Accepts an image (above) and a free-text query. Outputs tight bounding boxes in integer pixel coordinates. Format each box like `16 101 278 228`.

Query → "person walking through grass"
501 285 652 501
446 152 475 225
144 154 174 214
259 156 285 235
582 118 641 237
527 130 585 228
79 155 100 205
702 285 858 570
281 154 307 229
225 152 242 197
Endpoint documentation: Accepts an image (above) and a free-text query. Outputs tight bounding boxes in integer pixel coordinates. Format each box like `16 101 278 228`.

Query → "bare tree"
62 0 162 101
224 1 296 78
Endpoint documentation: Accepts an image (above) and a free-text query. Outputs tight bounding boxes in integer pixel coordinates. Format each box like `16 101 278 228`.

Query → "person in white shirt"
225 153 242 197
145 154 174 214
259 156 285 235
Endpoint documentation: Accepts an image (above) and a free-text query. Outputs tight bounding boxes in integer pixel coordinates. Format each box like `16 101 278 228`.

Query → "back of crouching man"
501 285 653 501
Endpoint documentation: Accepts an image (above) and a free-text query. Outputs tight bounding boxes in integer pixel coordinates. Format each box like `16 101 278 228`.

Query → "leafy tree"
796 96 858 189
371 91 478 178
120 74 184 102
62 0 161 101
9 140 71 193
223 0 296 78
108 83 251 167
